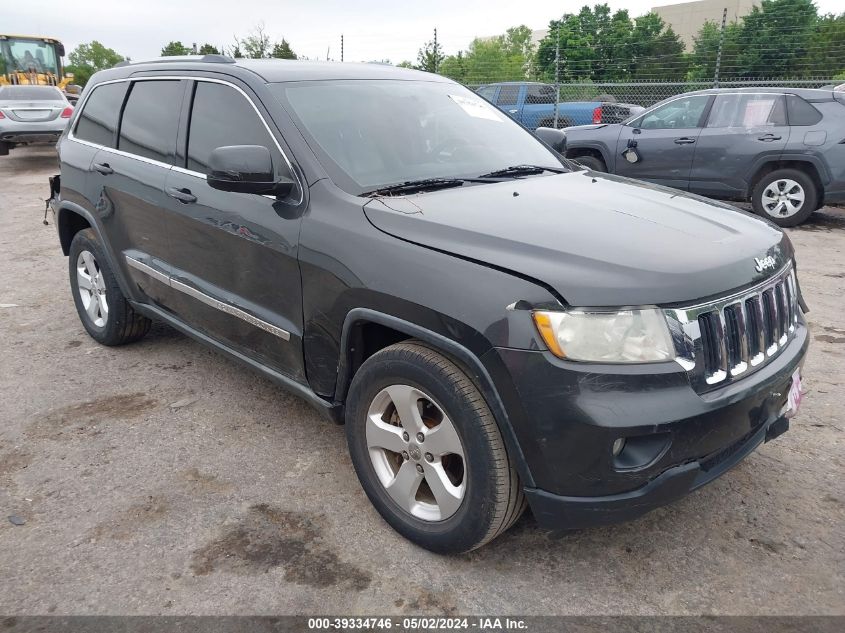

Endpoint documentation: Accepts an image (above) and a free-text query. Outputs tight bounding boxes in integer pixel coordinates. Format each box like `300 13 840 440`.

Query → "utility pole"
340 34 344 62
433 28 438 73
714 7 728 88
553 22 560 128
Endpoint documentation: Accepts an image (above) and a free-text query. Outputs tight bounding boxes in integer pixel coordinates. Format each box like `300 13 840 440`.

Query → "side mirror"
534 127 567 155
207 145 294 197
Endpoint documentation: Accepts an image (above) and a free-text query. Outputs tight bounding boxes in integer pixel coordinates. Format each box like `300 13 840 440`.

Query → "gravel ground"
0 145 843 616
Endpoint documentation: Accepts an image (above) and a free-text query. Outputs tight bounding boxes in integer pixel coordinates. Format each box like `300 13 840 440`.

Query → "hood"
363 171 791 307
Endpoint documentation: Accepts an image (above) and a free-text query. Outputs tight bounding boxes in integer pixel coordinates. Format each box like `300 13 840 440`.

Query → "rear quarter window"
74 82 129 148
786 95 823 126
118 80 184 163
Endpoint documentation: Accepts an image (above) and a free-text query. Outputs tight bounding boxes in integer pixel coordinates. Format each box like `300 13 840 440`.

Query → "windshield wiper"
364 178 473 197
477 164 569 179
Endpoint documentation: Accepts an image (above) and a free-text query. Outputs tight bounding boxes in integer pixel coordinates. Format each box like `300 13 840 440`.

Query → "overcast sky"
8 0 842 64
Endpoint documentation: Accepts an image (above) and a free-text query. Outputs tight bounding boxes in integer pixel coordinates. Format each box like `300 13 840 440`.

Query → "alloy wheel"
366 384 466 522
761 179 805 218
76 250 108 327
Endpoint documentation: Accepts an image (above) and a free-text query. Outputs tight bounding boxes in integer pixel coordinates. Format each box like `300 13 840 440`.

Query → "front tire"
573 155 606 172
345 342 525 553
68 229 151 346
752 168 817 227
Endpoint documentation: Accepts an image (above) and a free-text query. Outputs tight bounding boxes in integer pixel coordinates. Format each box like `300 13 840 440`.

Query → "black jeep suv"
563 87 845 227
50 57 808 553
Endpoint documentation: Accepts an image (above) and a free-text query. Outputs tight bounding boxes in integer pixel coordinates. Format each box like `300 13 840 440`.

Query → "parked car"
563 87 845 226
0 85 73 155
476 81 644 129
50 58 807 553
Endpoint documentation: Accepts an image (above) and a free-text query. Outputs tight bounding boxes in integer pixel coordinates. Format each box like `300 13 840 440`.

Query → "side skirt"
131 301 342 424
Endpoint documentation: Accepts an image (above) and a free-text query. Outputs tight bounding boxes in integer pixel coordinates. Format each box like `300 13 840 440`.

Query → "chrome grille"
664 264 800 390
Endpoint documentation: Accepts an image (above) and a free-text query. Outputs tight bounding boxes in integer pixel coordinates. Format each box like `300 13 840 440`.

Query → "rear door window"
706 93 787 128
186 81 282 175
74 82 128 148
525 84 556 105
495 85 520 107
118 80 183 163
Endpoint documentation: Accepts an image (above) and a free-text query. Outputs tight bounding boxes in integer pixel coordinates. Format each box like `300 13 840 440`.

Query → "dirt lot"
0 145 843 616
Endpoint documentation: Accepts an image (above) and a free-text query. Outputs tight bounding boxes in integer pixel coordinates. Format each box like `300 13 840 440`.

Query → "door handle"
93 162 113 175
758 134 782 141
674 137 696 145
508 109 518 113
166 186 197 204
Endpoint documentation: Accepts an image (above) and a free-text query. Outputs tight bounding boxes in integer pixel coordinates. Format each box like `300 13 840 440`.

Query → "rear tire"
345 341 525 553
573 155 606 172
0 142 9 156
751 168 817 227
68 229 151 346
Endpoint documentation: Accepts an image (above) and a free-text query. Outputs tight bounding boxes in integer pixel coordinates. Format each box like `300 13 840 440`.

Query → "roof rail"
113 54 236 68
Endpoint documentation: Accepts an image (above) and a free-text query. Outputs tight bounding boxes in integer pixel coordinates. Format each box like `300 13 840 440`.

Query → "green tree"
396 60 415 69
807 12 845 77
734 0 818 78
242 24 271 59
536 5 685 82
271 39 297 59
416 38 445 73
65 41 125 87
439 51 468 82
198 44 220 55
160 41 192 56
439 25 536 84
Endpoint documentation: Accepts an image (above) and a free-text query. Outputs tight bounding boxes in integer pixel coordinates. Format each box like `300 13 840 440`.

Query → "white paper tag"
448 94 505 122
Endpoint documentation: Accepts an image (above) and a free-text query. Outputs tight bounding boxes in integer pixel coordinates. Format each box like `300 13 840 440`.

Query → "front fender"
334 308 537 488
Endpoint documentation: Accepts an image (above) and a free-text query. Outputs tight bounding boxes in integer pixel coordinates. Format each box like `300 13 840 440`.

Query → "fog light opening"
612 437 626 457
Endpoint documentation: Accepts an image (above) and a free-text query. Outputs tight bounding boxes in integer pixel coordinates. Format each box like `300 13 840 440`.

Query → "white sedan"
0 85 73 156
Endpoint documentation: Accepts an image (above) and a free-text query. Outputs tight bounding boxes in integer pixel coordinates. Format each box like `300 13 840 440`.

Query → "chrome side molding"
125 255 291 341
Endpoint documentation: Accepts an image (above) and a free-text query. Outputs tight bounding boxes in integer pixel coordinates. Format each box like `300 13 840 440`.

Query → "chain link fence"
465 78 838 108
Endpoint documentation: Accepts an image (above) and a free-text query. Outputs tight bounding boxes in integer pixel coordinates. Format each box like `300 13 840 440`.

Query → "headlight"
532 308 675 363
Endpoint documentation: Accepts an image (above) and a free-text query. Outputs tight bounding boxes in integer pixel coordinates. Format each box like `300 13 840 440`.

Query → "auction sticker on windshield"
448 94 505 121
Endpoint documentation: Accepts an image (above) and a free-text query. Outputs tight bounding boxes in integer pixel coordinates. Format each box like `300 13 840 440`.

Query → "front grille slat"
664 264 800 390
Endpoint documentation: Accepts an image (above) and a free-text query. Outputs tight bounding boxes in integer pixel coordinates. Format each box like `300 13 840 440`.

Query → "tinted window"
74 82 128 147
637 95 710 129
496 85 520 106
187 81 281 175
0 85 64 101
706 94 786 128
118 80 183 163
476 86 496 101
786 95 822 126
525 84 556 105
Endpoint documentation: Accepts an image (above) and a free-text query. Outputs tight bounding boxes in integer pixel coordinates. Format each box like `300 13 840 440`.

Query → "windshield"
270 79 564 195
1 38 60 76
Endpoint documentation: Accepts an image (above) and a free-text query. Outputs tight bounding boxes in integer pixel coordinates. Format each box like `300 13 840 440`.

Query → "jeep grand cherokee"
49 56 808 553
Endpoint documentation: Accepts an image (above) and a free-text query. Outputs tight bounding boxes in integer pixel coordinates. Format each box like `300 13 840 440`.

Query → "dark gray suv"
563 87 845 227
49 58 808 552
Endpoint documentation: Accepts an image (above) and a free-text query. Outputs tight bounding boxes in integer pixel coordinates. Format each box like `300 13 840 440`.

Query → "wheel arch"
748 158 826 203
56 202 138 302
334 308 536 488
565 142 611 169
